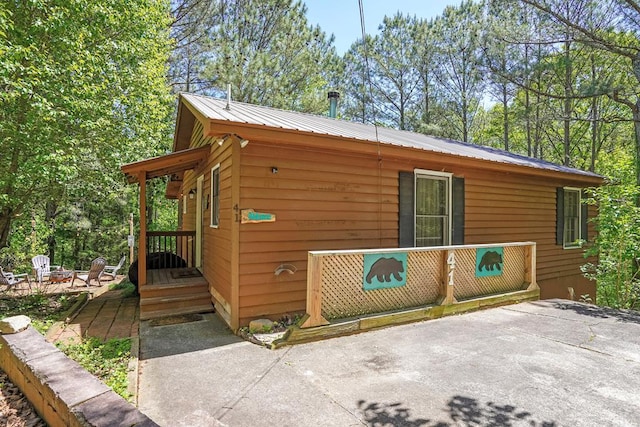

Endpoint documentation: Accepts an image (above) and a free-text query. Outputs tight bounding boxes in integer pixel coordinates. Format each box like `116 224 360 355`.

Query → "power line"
358 0 383 246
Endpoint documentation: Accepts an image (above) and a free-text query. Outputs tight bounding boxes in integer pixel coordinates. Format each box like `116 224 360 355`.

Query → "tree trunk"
590 96 598 172
525 88 532 157
423 68 431 125
587 52 599 172
533 41 543 159
399 90 405 130
0 208 13 250
502 83 509 151
45 201 58 264
563 39 572 167
524 44 532 157
632 52 640 196
633 103 640 193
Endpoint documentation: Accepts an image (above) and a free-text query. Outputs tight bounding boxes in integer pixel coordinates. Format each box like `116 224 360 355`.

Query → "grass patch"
56 337 132 400
0 292 80 334
109 279 136 298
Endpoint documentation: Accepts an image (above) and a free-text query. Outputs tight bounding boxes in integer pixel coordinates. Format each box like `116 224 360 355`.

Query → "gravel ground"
0 370 46 427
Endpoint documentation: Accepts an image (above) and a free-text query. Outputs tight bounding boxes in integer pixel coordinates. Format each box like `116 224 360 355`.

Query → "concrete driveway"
137 300 640 426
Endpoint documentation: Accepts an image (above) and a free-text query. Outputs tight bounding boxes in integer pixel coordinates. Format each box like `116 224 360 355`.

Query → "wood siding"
177 117 597 327
235 141 596 325
461 169 596 300
237 143 399 325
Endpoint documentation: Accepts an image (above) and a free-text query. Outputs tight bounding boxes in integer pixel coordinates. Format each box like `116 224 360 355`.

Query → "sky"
304 0 461 54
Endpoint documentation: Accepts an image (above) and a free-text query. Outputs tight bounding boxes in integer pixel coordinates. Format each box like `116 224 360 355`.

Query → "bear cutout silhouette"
366 257 404 284
478 250 503 272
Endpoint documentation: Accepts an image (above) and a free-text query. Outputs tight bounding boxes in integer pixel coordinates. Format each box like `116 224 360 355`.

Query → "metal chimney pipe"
328 91 340 118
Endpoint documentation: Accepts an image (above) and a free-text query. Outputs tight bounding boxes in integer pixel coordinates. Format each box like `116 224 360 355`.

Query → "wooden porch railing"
302 242 538 328
146 231 196 268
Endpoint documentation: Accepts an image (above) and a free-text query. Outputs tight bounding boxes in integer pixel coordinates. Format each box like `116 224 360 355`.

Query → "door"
195 175 204 269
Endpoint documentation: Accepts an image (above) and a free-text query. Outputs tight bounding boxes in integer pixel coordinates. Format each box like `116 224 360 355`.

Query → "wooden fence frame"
301 242 537 329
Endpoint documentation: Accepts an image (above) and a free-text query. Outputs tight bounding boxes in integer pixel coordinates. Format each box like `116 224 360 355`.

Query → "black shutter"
452 177 465 245
581 189 589 243
556 187 564 246
398 172 414 247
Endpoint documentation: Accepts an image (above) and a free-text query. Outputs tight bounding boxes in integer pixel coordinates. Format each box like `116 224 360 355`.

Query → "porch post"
525 243 538 291
301 253 330 328
439 249 456 305
230 138 241 331
138 171 147 286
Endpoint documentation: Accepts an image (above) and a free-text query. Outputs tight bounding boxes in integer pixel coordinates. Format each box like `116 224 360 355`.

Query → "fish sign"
241 209 276 224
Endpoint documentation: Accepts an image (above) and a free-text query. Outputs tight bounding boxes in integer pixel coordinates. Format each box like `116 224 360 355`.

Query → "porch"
139 230 214 320
120 146 214 320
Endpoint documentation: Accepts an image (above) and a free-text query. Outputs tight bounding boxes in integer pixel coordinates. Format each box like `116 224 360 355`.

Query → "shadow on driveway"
358 395 558 426
548 300 640 324
137 300 640 426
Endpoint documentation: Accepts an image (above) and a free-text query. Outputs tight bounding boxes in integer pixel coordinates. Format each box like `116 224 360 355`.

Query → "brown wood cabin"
121 93 603 331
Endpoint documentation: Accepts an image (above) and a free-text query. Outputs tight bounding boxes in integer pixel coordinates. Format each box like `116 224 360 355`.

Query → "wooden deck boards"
147 268 203 286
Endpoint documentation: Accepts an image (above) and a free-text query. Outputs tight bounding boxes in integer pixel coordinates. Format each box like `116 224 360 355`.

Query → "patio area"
44 279 139 345
1 274 112 296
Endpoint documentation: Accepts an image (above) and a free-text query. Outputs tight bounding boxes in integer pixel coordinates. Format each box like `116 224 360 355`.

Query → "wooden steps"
139 269 215 320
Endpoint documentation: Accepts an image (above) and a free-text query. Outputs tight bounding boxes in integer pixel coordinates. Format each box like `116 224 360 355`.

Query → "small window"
210 164 220 227
563 188 581 248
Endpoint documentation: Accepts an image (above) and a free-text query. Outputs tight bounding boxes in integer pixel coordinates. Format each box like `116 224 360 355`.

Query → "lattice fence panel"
453 246 526 300
320 251 441 320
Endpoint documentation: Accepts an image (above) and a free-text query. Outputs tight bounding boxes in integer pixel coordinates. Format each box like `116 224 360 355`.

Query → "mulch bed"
1 292 84 426
0 370 46 427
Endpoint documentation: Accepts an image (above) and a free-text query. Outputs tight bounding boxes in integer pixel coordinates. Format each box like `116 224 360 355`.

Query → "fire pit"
49 270 74 284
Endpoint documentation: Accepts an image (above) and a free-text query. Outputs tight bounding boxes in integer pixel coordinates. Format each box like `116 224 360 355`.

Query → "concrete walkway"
137 300 640 427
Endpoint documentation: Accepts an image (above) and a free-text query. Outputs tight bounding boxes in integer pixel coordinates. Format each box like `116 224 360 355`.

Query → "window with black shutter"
556 187 587 248
398 170 464 247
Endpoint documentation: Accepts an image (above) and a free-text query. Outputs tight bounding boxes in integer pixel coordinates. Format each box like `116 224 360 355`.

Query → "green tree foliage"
197 0 341 114
476 0 640 310
169 0 218 93
482 1 524 151
431 1 486 142
583 150 640 309
410 18 442 136
367 13 422 130
341 13 424 130
0 0 174 270
521 0 640 188
341 38 373 123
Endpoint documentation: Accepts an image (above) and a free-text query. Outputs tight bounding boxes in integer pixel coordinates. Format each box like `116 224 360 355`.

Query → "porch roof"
121 145 210 184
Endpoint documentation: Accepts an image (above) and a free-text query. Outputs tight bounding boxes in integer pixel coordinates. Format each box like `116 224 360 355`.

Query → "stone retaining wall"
0 317 156 427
